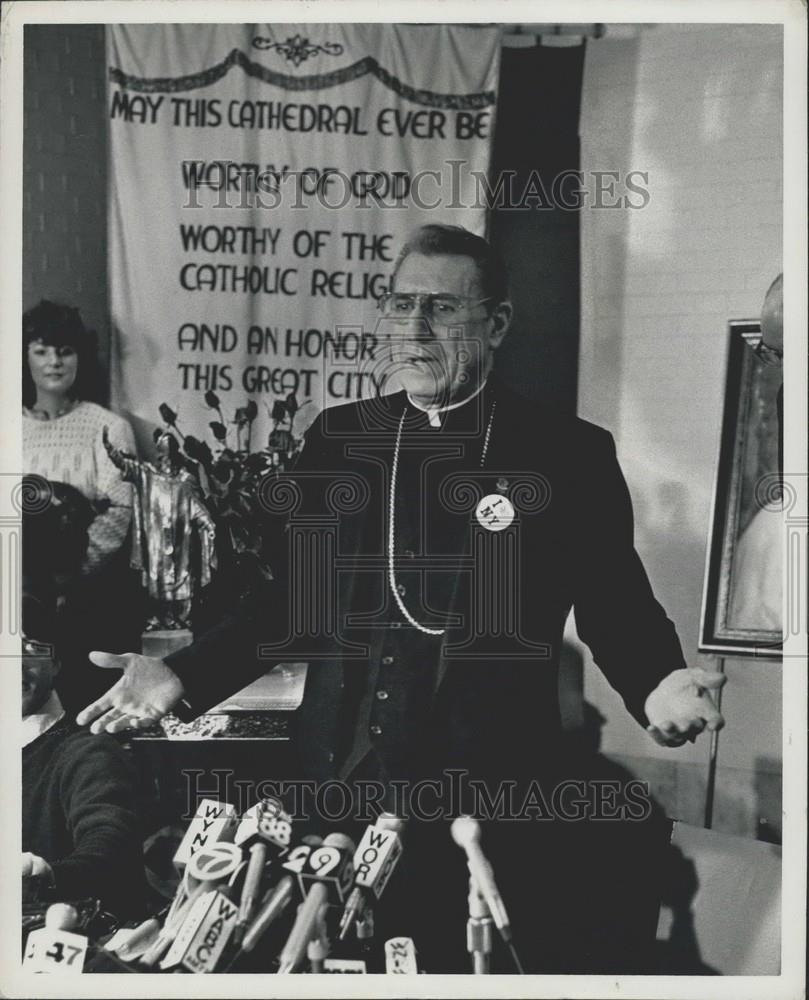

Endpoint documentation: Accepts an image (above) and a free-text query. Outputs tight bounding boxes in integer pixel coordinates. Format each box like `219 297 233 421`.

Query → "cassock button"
382 656 394 665
376 690 389 701
370 725 383 736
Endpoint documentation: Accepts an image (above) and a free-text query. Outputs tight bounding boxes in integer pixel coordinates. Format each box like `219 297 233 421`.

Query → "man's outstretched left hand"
644 666 726 747
76 651 184 734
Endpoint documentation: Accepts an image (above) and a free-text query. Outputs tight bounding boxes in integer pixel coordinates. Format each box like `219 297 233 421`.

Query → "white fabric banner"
107 24 501 448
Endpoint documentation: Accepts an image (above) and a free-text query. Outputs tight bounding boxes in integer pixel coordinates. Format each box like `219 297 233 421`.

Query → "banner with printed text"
107 24 501 449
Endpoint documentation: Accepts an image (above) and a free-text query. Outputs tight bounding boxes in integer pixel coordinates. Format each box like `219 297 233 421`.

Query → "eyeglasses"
22 638 54 657
377 292 493 323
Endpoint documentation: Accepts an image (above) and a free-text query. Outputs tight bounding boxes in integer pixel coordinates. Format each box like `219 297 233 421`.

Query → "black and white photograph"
0 2 806 996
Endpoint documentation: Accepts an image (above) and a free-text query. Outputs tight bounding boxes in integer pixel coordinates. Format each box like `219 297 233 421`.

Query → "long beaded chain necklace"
387 399 496 635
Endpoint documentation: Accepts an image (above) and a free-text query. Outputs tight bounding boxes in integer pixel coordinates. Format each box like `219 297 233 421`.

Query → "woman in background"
23 300 144 713
23 300 135 574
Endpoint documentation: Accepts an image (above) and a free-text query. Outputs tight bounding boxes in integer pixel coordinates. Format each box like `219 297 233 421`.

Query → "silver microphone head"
322 831 356 852
450 815 480 849
376 814 406 834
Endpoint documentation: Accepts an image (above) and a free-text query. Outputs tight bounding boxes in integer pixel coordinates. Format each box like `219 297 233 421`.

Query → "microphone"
233 797 295 944
277 832 355 974
450 816 512 943
385 936 419 974
158 802 240 949
234 842 267 945
239 835 324 954
234 796 294 855
23 903 88 974
158 844 245 971
233 801 263 848
141 841 243 968
234 795 293 849
104 915 162 962
466 874 494 974
255 796 294 851
45 903 80 930
162 886 241 973
339 814 405 940
173 798 238 871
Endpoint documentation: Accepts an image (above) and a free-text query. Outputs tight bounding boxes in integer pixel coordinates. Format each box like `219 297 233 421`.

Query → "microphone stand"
466 875 493 975
304 901 330 974
355 909 375 971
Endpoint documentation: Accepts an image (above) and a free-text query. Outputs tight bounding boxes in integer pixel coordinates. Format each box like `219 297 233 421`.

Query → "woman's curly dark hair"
22 299 102 408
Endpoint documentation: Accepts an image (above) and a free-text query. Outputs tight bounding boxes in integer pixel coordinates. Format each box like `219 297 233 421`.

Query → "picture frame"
699 320 783 658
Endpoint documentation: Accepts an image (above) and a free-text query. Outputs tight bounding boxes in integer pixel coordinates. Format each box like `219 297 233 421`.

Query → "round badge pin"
475 493 515 531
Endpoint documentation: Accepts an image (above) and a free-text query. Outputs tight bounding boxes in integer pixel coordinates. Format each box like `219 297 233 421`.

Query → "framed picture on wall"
700 320 783 658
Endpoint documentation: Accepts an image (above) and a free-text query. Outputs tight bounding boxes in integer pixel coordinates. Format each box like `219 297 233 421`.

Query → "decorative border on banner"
108 49 496 109
252 32 345 66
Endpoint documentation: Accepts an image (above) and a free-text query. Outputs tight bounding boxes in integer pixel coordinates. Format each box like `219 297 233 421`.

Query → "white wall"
577 23 782 838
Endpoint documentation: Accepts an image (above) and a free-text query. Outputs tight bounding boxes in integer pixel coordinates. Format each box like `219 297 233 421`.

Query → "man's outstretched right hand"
76 652 185 734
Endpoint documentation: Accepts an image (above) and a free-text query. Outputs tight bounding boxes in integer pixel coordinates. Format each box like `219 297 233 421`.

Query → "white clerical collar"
22 690 65 747
407 377 489 428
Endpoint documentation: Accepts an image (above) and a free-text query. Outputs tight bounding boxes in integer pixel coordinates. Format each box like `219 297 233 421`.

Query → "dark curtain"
490 41 585 414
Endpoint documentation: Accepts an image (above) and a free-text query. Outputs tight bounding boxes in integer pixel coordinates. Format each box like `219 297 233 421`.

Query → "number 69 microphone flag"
107 24 501 448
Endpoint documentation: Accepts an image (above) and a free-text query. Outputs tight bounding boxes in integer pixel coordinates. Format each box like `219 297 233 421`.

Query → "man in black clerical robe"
78 224 725 972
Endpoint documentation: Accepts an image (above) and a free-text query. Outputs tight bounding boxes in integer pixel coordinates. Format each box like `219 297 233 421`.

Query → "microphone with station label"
232 796 294 945
384 936 419 974
161 884 242 973
276 831 356 974
141 840 243 968
22 903 88 975
173 798 238 872
160 837 252 973
139 795 240 966
338 814 405 941
238 835 323 955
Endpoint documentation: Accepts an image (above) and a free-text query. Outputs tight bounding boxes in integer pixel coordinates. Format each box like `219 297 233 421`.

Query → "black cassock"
168 374 683 971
